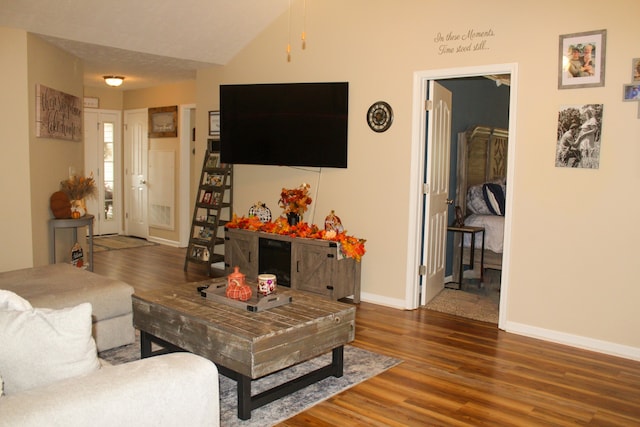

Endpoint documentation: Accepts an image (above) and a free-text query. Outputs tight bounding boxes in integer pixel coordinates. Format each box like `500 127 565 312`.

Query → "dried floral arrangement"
60 173 97 201
226 215 366 261
278 183 312 217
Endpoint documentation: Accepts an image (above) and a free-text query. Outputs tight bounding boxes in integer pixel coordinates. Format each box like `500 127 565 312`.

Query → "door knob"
140 179 147 184
446 199 454 205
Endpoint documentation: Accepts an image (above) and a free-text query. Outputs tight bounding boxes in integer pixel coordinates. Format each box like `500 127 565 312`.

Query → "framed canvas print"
558 29 606 89
209 111 220 137
632 58 640 83
149 106 178 137
622 84 640 101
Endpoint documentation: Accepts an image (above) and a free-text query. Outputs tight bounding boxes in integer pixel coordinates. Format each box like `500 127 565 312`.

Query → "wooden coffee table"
132 279 356 420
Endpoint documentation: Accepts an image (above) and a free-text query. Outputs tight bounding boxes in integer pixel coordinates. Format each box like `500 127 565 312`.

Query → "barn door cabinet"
224 228 361 303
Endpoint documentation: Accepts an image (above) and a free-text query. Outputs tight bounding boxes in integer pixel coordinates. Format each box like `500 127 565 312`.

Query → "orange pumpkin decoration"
71 211 81 219
50 191 72 219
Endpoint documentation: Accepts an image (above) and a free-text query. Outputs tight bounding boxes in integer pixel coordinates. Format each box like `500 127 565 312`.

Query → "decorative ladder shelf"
184 141 233 276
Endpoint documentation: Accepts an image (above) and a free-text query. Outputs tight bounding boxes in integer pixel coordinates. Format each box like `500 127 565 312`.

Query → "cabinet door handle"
296 261 300 273
327 254 335 258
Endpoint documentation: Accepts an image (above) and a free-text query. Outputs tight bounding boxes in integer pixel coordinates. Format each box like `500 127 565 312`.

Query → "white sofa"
0 290 220 426
0 353 220 427
0 264 135 352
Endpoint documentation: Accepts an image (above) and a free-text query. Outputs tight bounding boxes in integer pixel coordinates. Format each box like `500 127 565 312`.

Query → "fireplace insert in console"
258 238 291 287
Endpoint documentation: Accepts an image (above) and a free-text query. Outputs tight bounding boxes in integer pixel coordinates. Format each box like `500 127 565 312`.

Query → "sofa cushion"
0 291 100 395
0 264 133 322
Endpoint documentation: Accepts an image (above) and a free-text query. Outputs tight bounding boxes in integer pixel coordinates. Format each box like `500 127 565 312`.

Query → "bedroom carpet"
99 334 401 427
92 235 157 252
425 270 501 323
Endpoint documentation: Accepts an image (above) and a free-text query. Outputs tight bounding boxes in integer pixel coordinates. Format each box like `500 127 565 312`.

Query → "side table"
446 225 484 289
48 214 94 272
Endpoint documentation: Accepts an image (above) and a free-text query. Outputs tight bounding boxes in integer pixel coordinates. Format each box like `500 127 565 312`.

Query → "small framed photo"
632 58 640 83
209 111 220 137
201 191 212 204
149 106 178 137
622 84 640 102
558 29 606 89
206 153 219 169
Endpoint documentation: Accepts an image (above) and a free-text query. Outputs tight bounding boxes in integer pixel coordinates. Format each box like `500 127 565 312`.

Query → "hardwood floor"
94 244 640 426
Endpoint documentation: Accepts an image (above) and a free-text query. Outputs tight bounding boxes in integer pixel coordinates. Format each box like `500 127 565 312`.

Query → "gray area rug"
92 235 157 252
100 334 401 426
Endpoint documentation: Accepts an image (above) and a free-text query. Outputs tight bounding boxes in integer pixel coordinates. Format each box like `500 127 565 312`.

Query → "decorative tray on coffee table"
198 278 292 312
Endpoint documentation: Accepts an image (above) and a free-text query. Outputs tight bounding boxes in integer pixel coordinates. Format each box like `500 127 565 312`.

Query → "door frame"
405 63 518 329
179 104 195 247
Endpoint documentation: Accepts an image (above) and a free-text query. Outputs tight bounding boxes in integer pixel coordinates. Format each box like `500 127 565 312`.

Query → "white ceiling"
0 0 288 90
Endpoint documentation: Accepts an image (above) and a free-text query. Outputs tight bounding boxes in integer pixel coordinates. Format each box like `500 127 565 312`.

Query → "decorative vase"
286 212 300 226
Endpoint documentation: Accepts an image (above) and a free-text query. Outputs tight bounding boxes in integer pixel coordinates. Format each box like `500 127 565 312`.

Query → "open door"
421 81 452 303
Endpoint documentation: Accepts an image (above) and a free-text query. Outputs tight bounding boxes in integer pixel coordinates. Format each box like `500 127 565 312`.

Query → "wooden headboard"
455 126 508 215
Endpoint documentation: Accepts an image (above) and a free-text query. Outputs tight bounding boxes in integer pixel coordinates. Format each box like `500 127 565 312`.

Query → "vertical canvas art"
555 104 603 169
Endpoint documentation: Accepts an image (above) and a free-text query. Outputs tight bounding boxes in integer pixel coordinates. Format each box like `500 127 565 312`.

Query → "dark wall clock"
367 101 393 132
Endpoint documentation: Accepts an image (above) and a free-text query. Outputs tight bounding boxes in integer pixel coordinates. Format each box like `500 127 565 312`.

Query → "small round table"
48 214 94 271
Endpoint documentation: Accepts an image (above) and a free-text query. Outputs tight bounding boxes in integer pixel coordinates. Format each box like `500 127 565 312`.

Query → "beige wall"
0 28 33 271
123 81 196 243
26 34 85 267
196 0 640 357
84 86 124 111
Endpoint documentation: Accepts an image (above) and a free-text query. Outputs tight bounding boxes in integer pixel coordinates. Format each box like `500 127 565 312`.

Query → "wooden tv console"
224 227 361 303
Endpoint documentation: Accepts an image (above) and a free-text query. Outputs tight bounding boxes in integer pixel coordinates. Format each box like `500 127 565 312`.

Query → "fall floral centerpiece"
278 183 312 224
226 214 366 261
59 173 97 217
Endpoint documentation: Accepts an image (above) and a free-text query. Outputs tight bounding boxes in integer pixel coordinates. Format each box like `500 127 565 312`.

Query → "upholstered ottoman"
0 264 134 351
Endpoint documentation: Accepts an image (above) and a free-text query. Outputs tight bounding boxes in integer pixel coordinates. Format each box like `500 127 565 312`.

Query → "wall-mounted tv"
220 82 349 168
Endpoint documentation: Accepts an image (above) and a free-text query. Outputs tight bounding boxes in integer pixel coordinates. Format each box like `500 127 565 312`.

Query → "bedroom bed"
452 125 508 282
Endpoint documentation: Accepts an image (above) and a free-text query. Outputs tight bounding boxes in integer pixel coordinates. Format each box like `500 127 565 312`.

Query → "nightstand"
446 225 485 289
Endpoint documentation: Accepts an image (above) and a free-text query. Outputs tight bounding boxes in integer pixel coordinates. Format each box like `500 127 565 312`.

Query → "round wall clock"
367 101 393 132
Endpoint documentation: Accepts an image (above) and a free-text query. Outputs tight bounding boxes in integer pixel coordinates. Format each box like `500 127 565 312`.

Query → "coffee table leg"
237 374 252 420
332 346 344 378
140 331 152 359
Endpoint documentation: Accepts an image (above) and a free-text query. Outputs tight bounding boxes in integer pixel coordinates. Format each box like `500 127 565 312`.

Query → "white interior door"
84 109 121 235
124 109 148 238
421 81 452 303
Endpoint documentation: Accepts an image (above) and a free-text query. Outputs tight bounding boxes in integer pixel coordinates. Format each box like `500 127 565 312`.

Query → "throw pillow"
0 298 101 395
0 289 33 311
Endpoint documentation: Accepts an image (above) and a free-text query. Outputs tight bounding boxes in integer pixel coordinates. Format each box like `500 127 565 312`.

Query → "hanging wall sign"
35 84 83 141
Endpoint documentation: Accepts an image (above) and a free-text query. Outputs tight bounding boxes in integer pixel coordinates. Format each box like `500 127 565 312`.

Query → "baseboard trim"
360 292 407 310
504 320 640 362
146 236 180 247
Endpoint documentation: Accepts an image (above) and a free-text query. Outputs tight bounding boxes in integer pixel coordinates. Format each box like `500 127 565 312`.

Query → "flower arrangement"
226 214 366 261
60 173 97 201
278 183 312 217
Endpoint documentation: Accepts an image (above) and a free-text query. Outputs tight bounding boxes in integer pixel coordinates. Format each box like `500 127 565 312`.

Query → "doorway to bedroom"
407 64 517 328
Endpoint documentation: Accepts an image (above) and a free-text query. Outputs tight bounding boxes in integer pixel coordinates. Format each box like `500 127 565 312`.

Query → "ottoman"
0 264 134 351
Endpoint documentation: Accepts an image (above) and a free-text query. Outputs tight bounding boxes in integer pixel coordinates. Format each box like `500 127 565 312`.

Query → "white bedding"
463 214 504 253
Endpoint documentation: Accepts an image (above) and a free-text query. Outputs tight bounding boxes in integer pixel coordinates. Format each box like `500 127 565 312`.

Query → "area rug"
99 335 401 426
92 235 157 252
425 288 499 324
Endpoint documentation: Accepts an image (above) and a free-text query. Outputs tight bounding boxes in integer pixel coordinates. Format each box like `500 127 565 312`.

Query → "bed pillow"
0 292 100 395
482 183 506 216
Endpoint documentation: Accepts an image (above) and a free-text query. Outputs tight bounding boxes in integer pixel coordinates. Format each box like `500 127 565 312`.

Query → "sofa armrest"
0 353 219 427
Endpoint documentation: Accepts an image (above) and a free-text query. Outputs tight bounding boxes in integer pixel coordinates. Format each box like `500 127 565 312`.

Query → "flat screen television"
219 82 349 168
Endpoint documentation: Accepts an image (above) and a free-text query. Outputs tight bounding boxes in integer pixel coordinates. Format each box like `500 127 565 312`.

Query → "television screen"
220 82 349 168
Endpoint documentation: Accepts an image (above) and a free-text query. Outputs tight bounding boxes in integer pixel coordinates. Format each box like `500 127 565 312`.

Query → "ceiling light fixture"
103 76 124 87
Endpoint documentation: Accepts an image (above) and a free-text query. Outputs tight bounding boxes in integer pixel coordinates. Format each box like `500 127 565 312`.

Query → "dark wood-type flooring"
94 243 640 426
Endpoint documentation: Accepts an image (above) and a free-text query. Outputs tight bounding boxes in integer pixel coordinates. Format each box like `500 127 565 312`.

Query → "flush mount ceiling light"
103 76 124 87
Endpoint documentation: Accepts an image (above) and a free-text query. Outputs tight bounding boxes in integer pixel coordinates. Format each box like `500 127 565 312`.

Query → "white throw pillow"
0 289 33 311
0 296 101 395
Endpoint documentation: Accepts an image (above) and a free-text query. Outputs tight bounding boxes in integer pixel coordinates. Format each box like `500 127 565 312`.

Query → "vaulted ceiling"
0 0 288 89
